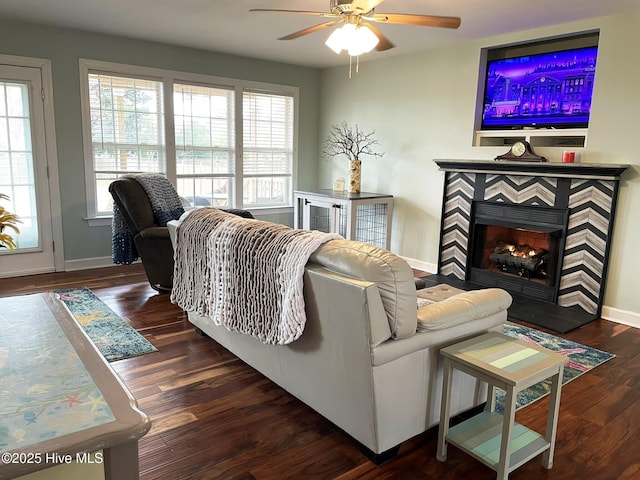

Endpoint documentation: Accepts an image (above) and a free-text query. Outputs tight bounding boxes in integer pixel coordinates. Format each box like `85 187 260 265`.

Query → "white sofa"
167 217 512 460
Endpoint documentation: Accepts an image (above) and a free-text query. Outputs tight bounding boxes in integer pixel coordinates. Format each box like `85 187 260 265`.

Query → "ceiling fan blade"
368 13 461 29
278 21 342 41
362 23 395 51
351 0 386 14
249 9 338 18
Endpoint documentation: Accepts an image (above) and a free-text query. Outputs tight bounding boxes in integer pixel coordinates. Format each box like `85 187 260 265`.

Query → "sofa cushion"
416 284 465 307
416 288 512 331
309 239 417 339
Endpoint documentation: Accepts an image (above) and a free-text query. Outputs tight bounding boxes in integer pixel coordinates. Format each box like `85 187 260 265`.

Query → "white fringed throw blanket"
171 208 341 345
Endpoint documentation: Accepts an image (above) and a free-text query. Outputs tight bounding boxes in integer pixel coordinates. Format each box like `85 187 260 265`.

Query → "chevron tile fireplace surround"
435 159 628 326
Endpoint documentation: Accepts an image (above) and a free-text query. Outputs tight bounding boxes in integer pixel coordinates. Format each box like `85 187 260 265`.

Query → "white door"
0 65 56 276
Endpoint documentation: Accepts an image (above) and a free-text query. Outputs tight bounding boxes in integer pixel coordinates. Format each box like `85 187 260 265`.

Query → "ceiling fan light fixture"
325 23 379 56
349 25 379 56
325 25 347 54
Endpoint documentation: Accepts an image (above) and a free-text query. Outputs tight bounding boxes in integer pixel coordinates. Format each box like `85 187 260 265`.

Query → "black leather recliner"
109 178 253 292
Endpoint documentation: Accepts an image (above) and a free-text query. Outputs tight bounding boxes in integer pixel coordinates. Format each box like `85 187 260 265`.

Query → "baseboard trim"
64 256 137 271
601 305 640 329
0 267 55 279
401 257 639 329
402 256 436 274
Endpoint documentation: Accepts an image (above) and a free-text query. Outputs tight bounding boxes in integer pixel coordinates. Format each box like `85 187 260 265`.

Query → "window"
174 83 235 208
243 91 294 208
80 60 298 220
87 73 165 216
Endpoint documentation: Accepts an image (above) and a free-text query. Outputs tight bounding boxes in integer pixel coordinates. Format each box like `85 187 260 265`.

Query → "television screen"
481 46 598 130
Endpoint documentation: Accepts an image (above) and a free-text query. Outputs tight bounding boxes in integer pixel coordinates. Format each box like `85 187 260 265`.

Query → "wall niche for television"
474 31 600 148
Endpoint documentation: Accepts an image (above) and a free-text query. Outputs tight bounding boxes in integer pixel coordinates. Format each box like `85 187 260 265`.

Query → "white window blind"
88 73 165 215
242 90 294 207
174 83 235 207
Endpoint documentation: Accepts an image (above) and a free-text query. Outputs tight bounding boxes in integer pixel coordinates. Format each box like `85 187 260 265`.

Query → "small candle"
562 150 575 163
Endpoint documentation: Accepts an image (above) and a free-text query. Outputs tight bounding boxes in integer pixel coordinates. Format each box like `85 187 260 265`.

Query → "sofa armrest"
371 310 506 366
371 288 512 367
138 226 170 239
417 288 512 331
167 218 182 247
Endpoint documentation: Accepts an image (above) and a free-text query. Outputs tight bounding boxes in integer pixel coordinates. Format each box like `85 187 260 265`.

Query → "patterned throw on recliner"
112 173 185 265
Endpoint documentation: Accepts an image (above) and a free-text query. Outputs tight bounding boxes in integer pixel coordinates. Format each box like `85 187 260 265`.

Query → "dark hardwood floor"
2 265 639 479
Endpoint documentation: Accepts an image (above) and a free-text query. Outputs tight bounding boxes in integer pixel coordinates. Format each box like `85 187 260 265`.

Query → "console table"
0 293 150 480
437 332 566 479
294 189 393 249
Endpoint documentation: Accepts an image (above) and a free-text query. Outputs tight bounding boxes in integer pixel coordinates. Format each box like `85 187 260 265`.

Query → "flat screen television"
481 46 598 130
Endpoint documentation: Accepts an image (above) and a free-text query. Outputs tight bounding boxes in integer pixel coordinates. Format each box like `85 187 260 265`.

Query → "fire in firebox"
489 241 548 279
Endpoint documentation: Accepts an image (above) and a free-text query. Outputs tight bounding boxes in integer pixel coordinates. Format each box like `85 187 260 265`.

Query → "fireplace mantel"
435 158 627 329
434 159 628 180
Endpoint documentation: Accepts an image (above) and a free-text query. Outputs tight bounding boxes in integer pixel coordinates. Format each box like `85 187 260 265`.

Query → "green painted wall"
0 17 321 262
318 13 640 316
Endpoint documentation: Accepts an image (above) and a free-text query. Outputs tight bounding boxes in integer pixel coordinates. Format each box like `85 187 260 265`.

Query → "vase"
348 159 361 194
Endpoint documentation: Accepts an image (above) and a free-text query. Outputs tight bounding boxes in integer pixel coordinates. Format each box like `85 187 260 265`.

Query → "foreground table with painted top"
437 331 566 479
0 292 150 480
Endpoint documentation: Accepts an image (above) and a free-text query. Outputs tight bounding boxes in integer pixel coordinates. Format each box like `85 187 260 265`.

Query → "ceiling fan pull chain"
347 55 362 78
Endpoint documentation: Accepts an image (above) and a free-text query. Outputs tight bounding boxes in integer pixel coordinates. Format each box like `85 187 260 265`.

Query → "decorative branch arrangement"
322 121 384 161
0 193 21 250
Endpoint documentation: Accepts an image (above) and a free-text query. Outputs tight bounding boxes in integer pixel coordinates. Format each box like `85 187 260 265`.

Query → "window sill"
86 216 112 227
247 206 293 216
85 206 293 227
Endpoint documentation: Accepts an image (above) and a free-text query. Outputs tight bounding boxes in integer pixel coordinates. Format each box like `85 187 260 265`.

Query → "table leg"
104 441 140 480
497 386 516 480
436 358 453 462
542 365 564 469
486 383 496 412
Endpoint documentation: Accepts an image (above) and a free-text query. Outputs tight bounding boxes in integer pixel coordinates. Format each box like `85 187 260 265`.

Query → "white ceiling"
2 0 640 68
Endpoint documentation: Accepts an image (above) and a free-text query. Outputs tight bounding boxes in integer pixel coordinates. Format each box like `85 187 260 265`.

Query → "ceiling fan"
250 0 461 56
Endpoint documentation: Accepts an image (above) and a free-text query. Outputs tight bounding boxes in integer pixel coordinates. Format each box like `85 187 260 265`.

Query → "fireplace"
468 202 568 303
482 227 552 281
434 159 628 330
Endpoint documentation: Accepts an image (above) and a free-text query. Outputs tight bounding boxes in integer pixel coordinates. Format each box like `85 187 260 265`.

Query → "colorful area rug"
55 287 157 362
494 322 615 413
